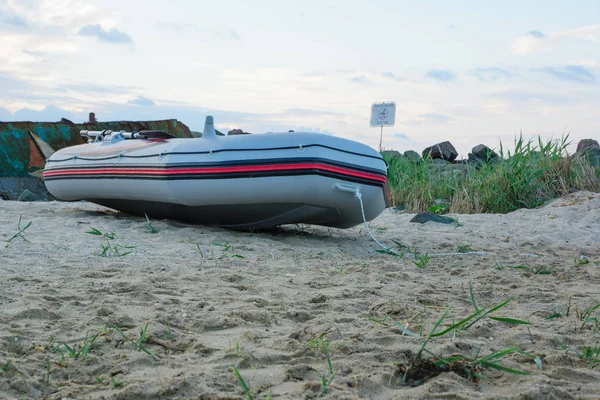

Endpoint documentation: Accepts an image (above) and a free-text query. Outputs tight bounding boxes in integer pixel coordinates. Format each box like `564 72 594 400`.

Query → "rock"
227 129 250 135
472 144 499 163
18 189 38 202
403 150 422 162
380 150 402 161
576 139 600 153
410 212 454 224
450 163 472 173
430 158 450 166
422 141 458 162
574 145 600 168
467 153 485 169
0 177 53 201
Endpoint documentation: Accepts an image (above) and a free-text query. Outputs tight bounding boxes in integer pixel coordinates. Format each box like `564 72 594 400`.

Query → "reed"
385 135 600 214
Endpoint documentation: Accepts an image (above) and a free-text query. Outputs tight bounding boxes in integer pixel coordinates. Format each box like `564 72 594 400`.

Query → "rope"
354 188 540 259
355 188 404 256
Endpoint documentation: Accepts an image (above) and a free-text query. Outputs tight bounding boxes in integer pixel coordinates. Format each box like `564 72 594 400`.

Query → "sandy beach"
1 191 600 399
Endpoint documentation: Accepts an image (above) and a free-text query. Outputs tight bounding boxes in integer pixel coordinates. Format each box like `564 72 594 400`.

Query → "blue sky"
0 0 598 155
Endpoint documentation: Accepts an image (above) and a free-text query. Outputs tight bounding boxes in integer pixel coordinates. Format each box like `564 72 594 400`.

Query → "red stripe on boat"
44 163 388 183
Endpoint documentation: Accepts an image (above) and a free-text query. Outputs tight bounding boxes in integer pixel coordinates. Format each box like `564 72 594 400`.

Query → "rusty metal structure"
0 119 192 177
0 118 193 199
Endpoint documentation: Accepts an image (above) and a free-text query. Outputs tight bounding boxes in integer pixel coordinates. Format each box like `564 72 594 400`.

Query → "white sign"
370 102 396 127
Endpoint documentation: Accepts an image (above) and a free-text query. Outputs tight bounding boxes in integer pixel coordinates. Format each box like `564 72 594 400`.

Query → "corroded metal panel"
0 119 192 176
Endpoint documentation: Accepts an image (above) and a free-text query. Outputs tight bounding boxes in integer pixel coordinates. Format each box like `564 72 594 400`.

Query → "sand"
1 191 599 399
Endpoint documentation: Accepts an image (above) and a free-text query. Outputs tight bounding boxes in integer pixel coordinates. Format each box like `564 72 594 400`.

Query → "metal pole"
379 125 383 152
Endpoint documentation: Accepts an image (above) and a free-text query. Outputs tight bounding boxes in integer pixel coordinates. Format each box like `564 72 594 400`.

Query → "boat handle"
333 183 358 194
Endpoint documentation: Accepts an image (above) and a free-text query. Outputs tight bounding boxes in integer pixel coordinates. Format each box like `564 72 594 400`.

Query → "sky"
0 0 599 156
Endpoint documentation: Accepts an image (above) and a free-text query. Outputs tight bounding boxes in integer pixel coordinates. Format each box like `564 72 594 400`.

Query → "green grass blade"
479 360 530 375
392 321 421 337
489 317 531 325
546 313 562 320
469 281 479 312
507 265 529 270
534 269 553 275
416 308 449 359
464 298 512 330
233 366 254 400
430 308 487 337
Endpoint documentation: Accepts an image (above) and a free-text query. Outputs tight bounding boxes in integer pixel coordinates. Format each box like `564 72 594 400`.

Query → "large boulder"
403 150 422 163
467 153 485 169
422 141 458 162
472 144 499 163
574 145 600 168
381 150 402 160
576 139 600 153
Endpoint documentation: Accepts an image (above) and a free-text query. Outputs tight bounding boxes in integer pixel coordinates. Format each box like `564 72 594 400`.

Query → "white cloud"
512 24 600 54
2 0 104 28
567 59 600 69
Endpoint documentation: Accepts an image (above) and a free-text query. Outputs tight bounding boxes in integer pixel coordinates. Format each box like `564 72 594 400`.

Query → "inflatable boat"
43 116 389 229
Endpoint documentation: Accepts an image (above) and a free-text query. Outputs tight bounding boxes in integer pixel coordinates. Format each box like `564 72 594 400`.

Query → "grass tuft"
5 215 32 247
144 213 160 234
384 134 599 214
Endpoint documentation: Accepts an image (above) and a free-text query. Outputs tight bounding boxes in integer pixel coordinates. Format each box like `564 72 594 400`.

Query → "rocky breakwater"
382 138 599 174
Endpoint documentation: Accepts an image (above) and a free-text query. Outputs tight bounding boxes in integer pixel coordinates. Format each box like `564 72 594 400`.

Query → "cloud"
0 106 13 120
78 24 133 44
470 67 515 81
8 105 74 122
129 96 156 106
294 126 334 135
404 113 453 125
513 24 600 54
527 30 545 38
566 59 600 69
425 69 456 82
157 22 241 41
0 12 29 28
350 75 370 84
227 30 240 40
58 82 140 95
535 65 597 84
490 90 570 105
381 71 402 81
394 132 409 140
420 113 452 123
284 108 344 117
447 24 457 29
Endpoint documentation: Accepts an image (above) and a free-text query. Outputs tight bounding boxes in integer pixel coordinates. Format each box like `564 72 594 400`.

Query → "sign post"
370 102 396 152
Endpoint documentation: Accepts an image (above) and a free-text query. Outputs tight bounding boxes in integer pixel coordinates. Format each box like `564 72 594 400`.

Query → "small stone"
18 189 38 202
410 212 454 224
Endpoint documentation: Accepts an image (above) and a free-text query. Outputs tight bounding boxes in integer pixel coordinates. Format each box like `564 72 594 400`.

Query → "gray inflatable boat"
44 116 389 229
